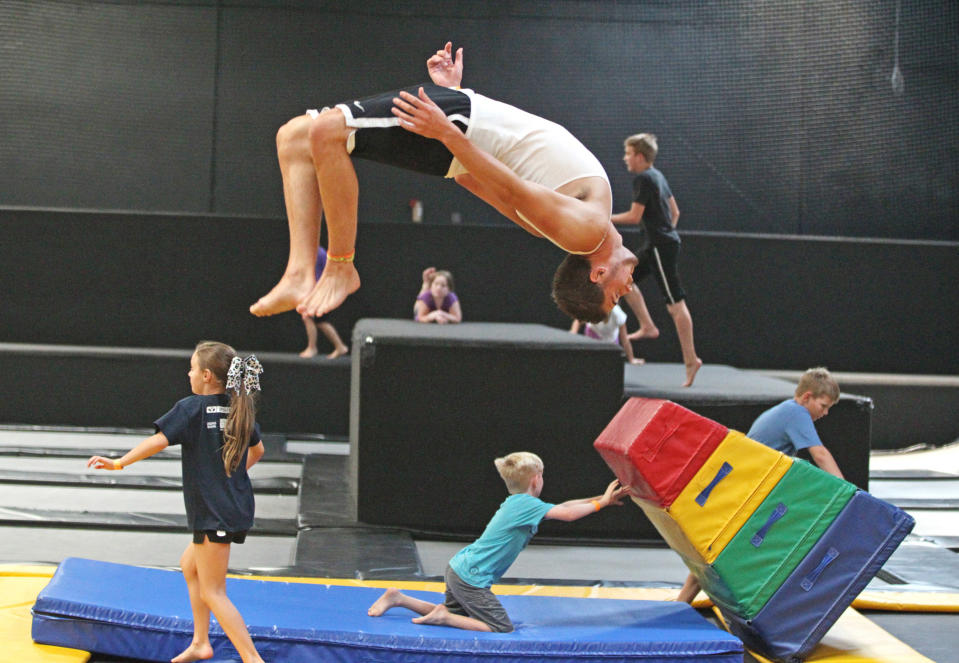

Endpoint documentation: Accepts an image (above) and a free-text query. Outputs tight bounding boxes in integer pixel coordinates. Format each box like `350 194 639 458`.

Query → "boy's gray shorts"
444 564 514 633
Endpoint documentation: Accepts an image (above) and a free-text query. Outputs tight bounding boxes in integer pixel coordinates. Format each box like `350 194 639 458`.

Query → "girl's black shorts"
193 529 247 544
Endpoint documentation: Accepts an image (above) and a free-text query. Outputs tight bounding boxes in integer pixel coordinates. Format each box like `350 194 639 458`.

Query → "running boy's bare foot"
297 262 361 318
250 271 315 317
411 603 454 627
171 642 214 663
368 587 403 616
682 358 703 388
299 347 318 358
627 325 660 341
326 346 349 359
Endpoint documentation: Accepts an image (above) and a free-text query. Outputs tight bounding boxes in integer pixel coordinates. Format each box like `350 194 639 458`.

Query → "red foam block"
594 398 728 507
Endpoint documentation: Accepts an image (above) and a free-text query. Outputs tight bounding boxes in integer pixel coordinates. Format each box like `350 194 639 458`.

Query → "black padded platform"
350 319 629 541
624 363 872 491
0 343 350 436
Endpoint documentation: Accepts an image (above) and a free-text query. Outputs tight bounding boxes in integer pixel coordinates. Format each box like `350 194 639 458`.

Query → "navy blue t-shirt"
632 166 680 246
154 394 261 532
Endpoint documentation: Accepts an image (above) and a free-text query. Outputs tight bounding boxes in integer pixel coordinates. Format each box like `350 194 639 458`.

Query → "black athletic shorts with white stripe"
326 83 471 177
634 241 687 304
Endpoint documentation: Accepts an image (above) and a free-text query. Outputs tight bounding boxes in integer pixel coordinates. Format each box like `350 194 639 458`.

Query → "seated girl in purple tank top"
414 267 463 324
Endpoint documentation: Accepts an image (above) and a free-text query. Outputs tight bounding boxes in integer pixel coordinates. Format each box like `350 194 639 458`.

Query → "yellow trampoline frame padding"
713 605 936 663
669 430 792 563
0 566 89 663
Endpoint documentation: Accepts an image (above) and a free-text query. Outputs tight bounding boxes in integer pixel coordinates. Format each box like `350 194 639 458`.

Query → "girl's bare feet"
683 358 703 388
326 346 349 359
171 641 214 663
250 271 315 317
297 262 361 318
299 347 318 358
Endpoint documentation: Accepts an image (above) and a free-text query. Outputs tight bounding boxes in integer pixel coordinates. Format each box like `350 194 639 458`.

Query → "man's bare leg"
622 286 660 340
297 109 361 317
368 587 437 617
412 604 493 631
667 299 702 387
250 115 323 317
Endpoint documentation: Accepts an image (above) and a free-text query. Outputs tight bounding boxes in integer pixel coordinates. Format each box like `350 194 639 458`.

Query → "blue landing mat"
32 558 743 662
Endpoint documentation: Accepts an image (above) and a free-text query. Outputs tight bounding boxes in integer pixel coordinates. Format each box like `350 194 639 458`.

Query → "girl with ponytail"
87 341 266 663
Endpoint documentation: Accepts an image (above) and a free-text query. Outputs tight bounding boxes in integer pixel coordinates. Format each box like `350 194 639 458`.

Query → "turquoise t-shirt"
747 398 822 456
449 493 554 588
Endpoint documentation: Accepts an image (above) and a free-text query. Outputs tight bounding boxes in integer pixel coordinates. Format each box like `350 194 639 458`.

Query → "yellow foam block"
0 566 89 663
670 430 792 563
632 496 710 575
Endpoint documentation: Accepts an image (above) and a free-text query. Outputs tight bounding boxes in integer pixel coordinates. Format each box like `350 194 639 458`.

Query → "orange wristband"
113 459 123 470
328 250 355 263
590 500 602 512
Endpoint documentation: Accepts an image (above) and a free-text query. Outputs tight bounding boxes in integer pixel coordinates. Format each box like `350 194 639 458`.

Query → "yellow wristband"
591 500 602 512
328 250 355 263
113 459 123 470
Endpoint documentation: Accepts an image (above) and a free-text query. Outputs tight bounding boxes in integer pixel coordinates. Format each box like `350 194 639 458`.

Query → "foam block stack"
595 397 915 663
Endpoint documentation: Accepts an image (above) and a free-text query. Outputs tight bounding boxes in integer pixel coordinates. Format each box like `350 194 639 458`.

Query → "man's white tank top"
446 89 609 192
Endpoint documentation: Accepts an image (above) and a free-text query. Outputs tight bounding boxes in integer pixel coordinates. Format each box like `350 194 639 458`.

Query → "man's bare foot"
682 358 703 388
297 262 361 318
368 587 403 617
250 271 314 317
171 642 214 663
411 603 452 627
299 347 318 358
627 326 660 341
326 346 349 359
628 357 645 365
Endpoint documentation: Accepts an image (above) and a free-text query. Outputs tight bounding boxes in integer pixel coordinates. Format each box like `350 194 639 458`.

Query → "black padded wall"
2 209 956 375
1 1 956 241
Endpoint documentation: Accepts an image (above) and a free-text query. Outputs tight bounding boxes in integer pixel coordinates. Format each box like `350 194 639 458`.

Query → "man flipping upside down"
250 42 637 323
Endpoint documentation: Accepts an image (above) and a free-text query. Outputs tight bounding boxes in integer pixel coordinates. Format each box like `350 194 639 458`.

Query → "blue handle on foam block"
800 547 840 591
751 502 787 547
695 461 733 507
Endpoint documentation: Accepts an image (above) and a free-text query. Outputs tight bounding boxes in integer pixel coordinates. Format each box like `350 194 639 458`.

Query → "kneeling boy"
368 451 628 632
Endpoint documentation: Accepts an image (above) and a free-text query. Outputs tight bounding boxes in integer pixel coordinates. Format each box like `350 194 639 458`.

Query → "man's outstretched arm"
393 87 606 253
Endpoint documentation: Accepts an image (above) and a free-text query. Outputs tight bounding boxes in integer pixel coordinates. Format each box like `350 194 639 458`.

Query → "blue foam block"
33 557 743 662
721 490 914 662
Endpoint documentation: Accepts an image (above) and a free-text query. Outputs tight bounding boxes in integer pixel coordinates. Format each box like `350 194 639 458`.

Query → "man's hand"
427 41 463 88
393 88 457 142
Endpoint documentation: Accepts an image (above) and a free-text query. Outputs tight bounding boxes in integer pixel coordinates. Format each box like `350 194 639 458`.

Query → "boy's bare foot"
297 262 361 318
171 642 214 663
327 346 349 359
368 587 403 616
627 326 660 341
682 358 703 388
250 271 314 317
411 603 452 626
299 347 318 358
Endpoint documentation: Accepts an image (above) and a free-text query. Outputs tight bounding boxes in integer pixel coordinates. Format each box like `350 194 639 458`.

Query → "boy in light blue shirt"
368 451 628 632
747 367 844 479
